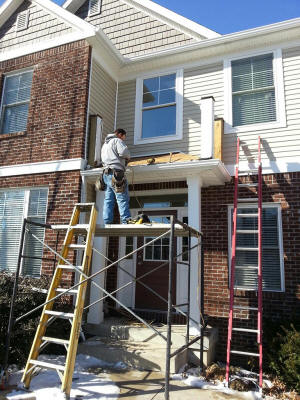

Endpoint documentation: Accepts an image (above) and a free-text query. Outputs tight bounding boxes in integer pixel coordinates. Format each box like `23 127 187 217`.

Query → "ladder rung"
233 305 258 311
236 230 258 234
176 261 189 266
232 328 259 333
57 265 83 271
55 288 78 295
29 359 65 371
237 213 258 218
76 203 94 212
231 350 260 357
45 311 74 319
42 336 70 345
236 247 258 251
238 183 258 187
70 224 89 230
235 265 258 270
238 198 258 202
68 244 86 250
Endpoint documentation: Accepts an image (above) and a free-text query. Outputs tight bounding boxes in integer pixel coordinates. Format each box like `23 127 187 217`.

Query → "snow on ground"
172 367 263 400
7 354 120 400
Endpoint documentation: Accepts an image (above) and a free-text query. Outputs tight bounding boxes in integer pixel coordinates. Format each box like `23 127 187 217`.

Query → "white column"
200 96 215 159
87 190 106 325
187 176 202 334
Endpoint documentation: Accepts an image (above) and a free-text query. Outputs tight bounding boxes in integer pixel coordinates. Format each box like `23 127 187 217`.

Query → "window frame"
134 69 183 145
224 49 286 134
0 186 48 277
88 0 102 16
0 68 34 135
227 203 285 292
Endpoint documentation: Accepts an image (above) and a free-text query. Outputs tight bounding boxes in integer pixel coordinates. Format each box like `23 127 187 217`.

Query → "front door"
135 210 177 310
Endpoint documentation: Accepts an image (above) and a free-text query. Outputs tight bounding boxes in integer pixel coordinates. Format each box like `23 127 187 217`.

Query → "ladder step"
236 247 258 251
233 305 258 311
42 336 70 345
236 230 258 234
29 359 65 371
45 311 74 319
238 198 258 202
231 350 260 357
55 288 78 295
232 328 259 333
57 265 83 271
237 213 258 218
68 244 86 250
238 183 258 187
70 224 89 230
176 261 189 266
76 203 94 212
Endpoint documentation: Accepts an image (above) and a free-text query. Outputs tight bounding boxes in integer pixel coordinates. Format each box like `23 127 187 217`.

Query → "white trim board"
0 158 85 177
226 158 300 176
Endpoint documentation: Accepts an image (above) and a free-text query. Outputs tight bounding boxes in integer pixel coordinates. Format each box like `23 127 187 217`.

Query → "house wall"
75 0 195 57
89 60 117 137
0 0 74 54
0 170 82 283
0 40 91 166
202 171 300 359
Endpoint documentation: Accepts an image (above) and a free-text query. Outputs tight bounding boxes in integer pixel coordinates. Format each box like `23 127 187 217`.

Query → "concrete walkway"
104 369 247 400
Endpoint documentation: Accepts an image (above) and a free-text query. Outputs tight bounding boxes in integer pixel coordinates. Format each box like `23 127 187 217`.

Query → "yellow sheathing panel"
76 0 196 57
222 46 300 166
89 60 117 137
0 0 74 54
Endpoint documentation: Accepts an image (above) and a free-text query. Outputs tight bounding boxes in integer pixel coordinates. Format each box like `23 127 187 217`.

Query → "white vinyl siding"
228 205 284 291
232 54 276 126
0 70 33 134
0 188 48 277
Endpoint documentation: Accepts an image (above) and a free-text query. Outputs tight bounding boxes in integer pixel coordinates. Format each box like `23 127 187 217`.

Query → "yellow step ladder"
21 203 98 397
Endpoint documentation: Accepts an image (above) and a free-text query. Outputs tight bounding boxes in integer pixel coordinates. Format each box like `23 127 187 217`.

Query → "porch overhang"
81 159 231 187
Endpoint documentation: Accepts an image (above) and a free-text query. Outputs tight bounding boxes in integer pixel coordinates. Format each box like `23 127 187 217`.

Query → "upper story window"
228 205 284 292
224 49 286 133
16 10 29 32
88 0 102 16
0 70 33 134
134 70 183 144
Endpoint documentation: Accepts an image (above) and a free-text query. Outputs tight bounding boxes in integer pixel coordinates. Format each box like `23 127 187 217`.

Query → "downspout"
84 47 93 165
114 80 119 130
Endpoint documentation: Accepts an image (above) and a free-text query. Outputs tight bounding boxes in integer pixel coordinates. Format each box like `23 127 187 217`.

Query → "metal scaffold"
2 205 205 400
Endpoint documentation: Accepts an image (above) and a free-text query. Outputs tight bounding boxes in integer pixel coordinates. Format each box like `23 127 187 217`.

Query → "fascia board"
33 0 96 35
63 0 85 13
122 0 220 40
0 0 23 27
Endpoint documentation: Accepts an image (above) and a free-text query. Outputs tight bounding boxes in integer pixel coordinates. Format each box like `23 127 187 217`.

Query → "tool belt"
111 169 126 193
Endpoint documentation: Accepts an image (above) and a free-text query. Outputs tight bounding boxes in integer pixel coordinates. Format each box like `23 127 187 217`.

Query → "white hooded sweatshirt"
101 133 130 171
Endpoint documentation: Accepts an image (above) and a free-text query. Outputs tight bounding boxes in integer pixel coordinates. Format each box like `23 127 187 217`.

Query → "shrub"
264 319 300 393
0 272 71 368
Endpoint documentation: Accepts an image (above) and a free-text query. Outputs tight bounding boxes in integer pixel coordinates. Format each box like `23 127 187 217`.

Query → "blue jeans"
103 172 131 224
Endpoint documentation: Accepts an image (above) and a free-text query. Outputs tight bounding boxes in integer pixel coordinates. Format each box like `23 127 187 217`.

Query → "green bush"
0 272 71 368
264 319 300 393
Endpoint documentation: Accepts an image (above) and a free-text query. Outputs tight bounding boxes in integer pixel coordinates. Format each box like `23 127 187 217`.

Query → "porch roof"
82 156 231 187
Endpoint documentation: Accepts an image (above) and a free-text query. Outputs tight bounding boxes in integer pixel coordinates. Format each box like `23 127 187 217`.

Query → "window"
0 70 33 134
144 216 170 261
88 0 101 16
228 205 284 291
0 188 48 277
16 10 29 32
125 236 134 260
134 70 183 144
224 50 286 133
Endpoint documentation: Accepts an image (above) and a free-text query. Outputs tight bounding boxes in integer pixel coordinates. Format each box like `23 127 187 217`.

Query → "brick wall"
0 171 82 284
0 40 91 166
202 171 300 360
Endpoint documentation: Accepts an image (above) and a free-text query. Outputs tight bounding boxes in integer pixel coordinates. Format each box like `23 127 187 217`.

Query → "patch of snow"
7 354 119 400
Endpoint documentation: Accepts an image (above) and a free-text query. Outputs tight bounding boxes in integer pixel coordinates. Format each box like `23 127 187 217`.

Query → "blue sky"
1 0 300 34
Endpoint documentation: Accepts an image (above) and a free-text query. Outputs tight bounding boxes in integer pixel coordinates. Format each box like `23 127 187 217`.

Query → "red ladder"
226 137 263 389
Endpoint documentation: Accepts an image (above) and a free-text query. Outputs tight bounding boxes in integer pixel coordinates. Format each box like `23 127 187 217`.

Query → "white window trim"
134 69 183 145
224 48 287 134
16 10 29 32
227 203 285 292
0 68 34 135
88 0 101 16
